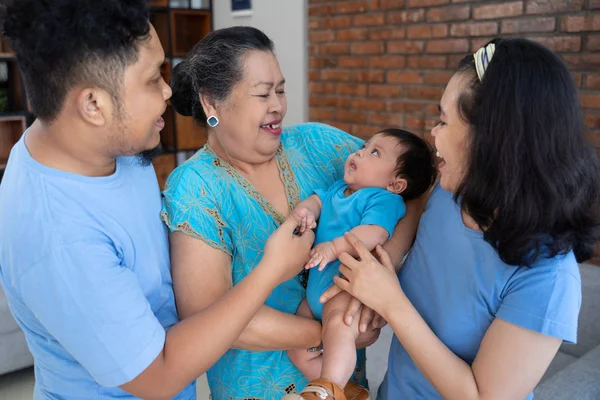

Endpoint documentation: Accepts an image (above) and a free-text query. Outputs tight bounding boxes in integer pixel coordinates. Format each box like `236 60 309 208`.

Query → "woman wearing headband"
309 38 600 400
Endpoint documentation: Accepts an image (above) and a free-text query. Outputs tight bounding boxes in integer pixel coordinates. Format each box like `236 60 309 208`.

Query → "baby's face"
344 134 403 191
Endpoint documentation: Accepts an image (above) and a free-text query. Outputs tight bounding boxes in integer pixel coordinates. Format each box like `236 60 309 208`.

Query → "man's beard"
136 144 163 167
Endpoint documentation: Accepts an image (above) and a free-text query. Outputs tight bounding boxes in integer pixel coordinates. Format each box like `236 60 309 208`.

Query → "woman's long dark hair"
455 38 600 266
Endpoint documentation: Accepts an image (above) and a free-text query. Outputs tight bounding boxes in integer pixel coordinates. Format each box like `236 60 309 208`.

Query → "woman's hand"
262 213 315 283
292 206 317 236
334 232 405 319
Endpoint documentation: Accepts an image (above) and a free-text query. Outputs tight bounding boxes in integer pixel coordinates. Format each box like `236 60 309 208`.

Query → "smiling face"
207 50 287 163
431 72 472 193
344 133 406 193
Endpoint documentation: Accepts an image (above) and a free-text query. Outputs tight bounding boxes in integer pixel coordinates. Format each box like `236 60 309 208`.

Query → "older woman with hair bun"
161 26 420 400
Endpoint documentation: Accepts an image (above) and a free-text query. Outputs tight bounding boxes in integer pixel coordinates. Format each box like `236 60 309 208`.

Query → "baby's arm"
292 195 323 235
305 225 389 270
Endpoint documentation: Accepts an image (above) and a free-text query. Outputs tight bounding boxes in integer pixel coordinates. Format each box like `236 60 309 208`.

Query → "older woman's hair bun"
170 60 195 117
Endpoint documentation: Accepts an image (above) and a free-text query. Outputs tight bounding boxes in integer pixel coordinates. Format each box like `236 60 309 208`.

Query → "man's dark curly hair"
0 0 151 122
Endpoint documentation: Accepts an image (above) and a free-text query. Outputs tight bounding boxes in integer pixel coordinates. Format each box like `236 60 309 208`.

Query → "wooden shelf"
170 10 212 57
160 59 172 84
160 105 176 151
153 153 177 190
148 0 168 6
0 115 26 161
175 113 207 150
150 10 171 55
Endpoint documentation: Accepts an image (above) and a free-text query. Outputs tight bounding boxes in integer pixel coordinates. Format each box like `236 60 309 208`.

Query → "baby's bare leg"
320 291 360 387
287 299 323 380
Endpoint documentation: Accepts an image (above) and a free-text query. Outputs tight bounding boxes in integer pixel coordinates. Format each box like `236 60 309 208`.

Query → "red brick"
370 113 404 127
387 71 425 84
352 70 385 83
309 4 332 16
471 37 496 52
408 0 449 7
352 98 386 111
588 34 600 52
310 30 335 43
319 43 350 55
387 100 426 113
501 17 556 34
308 19 322 30
406 116 427 130
352 41 385 54
529 36 582 52
451 22 499 37
563 54 600 70
325 16 352 29
586 133 600 147
474 2 523 20
561 15 600 32
426 39 469 54
581 93 600 109
353 13 386 26
427 5 470 22
310 57 337 68
310 108 336 121
425 71 454 85
309 82 336 94
369 27 406 40
380 0 409 9
425 103 441 115
334 1 368 13
369 84 403 98
585 113 600 130
387 9 426 24
352 124 384 138
369 55 407 68
337 28 369 42
407 25 449 39
336 83 368 96
387 40 426 54
526 0 584 14
572 72 583 88
325 122 352 134
337 109 368 124
321 70 352 82
338 56 370 68
309 70 320 81
587 74 600 90
407 86 445 100
310 96 352 108
448 54 467 67
407 55 448 68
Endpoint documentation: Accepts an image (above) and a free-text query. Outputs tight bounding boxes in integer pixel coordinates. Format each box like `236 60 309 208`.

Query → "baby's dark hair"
170 26 274 124
0 0 151 122
379 128 437 201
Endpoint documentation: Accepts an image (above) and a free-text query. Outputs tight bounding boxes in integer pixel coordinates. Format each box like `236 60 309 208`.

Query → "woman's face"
211 50 287 164
431 72 472 193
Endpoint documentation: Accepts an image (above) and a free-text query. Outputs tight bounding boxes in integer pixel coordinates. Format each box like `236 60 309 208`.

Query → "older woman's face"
431 72 471 193
214 50 287 162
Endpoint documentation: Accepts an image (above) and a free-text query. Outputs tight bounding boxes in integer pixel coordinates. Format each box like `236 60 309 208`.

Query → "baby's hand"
292 207 317 236
305 241 337 271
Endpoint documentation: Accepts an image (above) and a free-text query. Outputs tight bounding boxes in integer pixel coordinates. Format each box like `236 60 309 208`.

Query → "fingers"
333 275 350 293
345 297 362 326
317 259 329 271
320 284 342 303
359 306 374 333
338 252 358 270
343 232 374 261
286 208 306 232
375 245 395 271
305 252 323 269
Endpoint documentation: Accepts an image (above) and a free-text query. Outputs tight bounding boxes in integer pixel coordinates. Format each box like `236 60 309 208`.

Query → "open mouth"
348 159 357 171
436 151 446 168
155 116 165 130
260 120 283 135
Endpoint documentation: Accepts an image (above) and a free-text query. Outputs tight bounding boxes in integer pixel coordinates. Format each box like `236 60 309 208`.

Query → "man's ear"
75 87 112 127
389 177 407 195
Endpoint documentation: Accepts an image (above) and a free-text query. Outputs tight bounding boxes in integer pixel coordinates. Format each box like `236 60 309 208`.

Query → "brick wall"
308 0 600 263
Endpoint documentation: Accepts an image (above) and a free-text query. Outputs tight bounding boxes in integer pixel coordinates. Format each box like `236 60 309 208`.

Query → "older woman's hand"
332 233 405 319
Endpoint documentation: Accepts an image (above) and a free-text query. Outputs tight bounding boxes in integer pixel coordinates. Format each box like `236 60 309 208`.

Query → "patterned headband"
473 43 496 81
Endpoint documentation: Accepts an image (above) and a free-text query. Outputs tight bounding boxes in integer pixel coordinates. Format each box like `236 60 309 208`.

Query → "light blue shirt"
379 184 581 400
0 134 195 399
306 180 406 320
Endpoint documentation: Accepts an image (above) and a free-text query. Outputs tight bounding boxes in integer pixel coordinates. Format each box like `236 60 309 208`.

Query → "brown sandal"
282 378 370 400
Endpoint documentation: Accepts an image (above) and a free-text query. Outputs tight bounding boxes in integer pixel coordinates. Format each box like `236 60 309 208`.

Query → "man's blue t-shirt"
306 180 406 320
0 134 195 399
379 184 581 400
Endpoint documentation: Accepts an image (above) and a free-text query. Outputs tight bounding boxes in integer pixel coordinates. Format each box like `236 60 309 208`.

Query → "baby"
287 128 437 399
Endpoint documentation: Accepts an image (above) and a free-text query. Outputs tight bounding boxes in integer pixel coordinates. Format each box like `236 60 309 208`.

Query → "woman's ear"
199 93 217 120
389 177 407 195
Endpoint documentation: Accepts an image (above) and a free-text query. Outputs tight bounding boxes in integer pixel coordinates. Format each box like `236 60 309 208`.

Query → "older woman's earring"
207 115 219 127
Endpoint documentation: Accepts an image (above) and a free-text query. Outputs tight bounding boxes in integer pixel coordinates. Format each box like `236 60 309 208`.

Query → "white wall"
213 0 308 126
